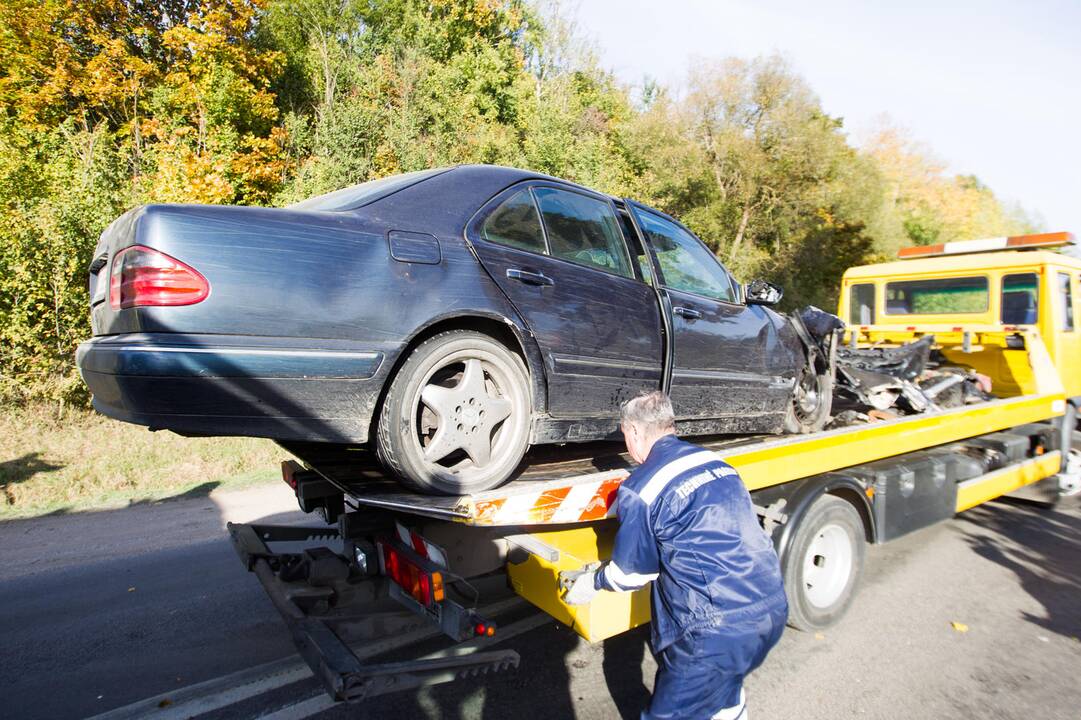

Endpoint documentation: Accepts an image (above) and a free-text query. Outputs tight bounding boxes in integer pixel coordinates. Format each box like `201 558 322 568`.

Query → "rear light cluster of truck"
109 245 209 309
381 543 445 607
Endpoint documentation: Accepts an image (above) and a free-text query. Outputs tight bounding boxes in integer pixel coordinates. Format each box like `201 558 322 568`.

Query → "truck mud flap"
228 522 520 703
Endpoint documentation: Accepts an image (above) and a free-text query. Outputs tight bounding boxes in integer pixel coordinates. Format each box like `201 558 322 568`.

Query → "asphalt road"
1 483 1078 720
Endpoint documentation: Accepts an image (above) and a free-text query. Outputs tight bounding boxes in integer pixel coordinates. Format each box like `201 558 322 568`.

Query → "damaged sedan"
77 165 830 494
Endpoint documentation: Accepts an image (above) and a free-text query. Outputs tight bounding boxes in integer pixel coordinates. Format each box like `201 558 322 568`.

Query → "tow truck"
228 231 1081 705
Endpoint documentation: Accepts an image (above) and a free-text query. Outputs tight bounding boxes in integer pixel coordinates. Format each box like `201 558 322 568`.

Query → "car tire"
783 364 832 434
376 330 531 495
782 494 866 631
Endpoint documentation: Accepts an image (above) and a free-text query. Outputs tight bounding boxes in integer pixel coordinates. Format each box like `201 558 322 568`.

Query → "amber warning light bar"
898 231 1076 259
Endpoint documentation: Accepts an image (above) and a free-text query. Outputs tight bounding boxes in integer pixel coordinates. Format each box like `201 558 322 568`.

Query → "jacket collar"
644 433 680 465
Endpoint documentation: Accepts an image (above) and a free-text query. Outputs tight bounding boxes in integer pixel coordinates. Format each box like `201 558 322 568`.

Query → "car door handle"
506 268 554 286
673 306 702 319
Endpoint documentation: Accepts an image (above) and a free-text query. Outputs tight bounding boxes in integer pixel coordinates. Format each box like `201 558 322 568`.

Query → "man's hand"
559 562 602 605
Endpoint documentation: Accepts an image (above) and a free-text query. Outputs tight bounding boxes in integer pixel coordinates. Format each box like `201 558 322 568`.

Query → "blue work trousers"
644 606 786 720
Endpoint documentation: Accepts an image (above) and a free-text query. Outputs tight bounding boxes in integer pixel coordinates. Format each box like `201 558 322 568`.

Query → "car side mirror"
745 279 783 306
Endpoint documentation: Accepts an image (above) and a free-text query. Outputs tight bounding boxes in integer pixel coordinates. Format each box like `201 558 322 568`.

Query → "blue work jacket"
594 434 787 651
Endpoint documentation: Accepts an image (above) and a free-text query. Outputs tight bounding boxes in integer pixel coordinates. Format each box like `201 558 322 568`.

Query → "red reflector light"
381 543 442 607
110 245 209 309
473 622 496 637
281 460 300 490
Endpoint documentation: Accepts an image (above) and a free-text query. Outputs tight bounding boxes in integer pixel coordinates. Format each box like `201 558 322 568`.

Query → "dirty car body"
77 165 813 493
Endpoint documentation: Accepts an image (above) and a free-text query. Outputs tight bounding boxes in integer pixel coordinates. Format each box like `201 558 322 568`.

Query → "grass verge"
1 403 286 519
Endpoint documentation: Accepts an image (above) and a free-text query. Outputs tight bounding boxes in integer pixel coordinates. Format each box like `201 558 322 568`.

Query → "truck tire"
783 364 833 434
782 494 865 631
376 330 531 495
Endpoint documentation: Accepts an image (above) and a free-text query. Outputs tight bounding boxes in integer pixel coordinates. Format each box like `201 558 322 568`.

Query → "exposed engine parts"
790 307 995 429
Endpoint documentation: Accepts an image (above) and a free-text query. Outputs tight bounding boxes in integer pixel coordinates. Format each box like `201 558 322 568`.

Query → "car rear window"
884 276 989 315
288 168 447 212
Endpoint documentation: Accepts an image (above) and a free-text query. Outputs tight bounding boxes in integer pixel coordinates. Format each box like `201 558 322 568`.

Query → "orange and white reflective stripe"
898 231 1075 259
471 469 628 526
395 521 448 568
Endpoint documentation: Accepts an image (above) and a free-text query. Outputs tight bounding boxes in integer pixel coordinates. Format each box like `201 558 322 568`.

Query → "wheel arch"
369 311 549 443
763 473 877 568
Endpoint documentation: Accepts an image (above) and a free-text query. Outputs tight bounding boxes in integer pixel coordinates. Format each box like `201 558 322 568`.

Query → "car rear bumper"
77 334 391 443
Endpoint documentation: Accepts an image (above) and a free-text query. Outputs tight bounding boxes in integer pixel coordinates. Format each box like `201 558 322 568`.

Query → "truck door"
628 205 791 424
1054 269 1081 397
467 183 664 419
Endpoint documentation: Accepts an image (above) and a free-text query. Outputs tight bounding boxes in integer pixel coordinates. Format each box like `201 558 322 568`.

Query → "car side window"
632 209 735 302
617 210 653 284
533 187 633 278
481 189 546 254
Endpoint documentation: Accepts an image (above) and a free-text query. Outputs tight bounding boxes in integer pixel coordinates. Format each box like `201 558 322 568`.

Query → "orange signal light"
898 244 945 258
899 232 1075 259
1005 231 1075 248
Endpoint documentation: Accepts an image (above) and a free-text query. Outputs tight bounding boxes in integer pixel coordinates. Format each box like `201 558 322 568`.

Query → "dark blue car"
77 165 829 494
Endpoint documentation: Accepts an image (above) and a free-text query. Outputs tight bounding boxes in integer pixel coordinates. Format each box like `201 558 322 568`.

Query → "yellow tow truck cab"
838 232 1081 400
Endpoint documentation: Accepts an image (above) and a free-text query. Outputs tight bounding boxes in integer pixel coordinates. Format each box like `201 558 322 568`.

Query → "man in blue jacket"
561 391 788 720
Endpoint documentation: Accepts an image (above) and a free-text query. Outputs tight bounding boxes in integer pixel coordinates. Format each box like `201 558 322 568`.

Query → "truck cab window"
1001 273 1038 325
1058 272 1074 331
849 283 875 324
885 276 988 315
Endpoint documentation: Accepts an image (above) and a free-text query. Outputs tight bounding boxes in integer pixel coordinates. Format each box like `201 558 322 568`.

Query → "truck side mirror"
745 279 784 306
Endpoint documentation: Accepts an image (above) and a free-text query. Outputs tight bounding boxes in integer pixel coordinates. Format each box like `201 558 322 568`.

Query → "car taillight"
109 245 209 309
381 542 445 606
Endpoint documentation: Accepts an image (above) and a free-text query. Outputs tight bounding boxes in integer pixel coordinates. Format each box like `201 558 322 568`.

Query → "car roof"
447 164 679 219
448 164 619 200
346 164 677 239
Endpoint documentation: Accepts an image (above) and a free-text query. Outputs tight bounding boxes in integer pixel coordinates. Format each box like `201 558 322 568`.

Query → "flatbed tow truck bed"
281 392 1063 526
228 327 1079 704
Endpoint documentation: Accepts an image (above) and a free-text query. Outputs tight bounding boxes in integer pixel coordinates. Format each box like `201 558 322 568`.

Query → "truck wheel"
782 495 865 631
783 364 833 434
376 330 531 495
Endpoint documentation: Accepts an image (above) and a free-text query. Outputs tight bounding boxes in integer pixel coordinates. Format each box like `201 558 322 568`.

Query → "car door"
628 205 791 424
467 183 664 419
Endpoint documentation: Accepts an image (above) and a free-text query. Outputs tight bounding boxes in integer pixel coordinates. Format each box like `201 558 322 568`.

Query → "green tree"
0 1 1043 406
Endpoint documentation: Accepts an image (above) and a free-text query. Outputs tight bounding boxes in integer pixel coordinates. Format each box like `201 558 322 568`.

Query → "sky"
572 0 1081 239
